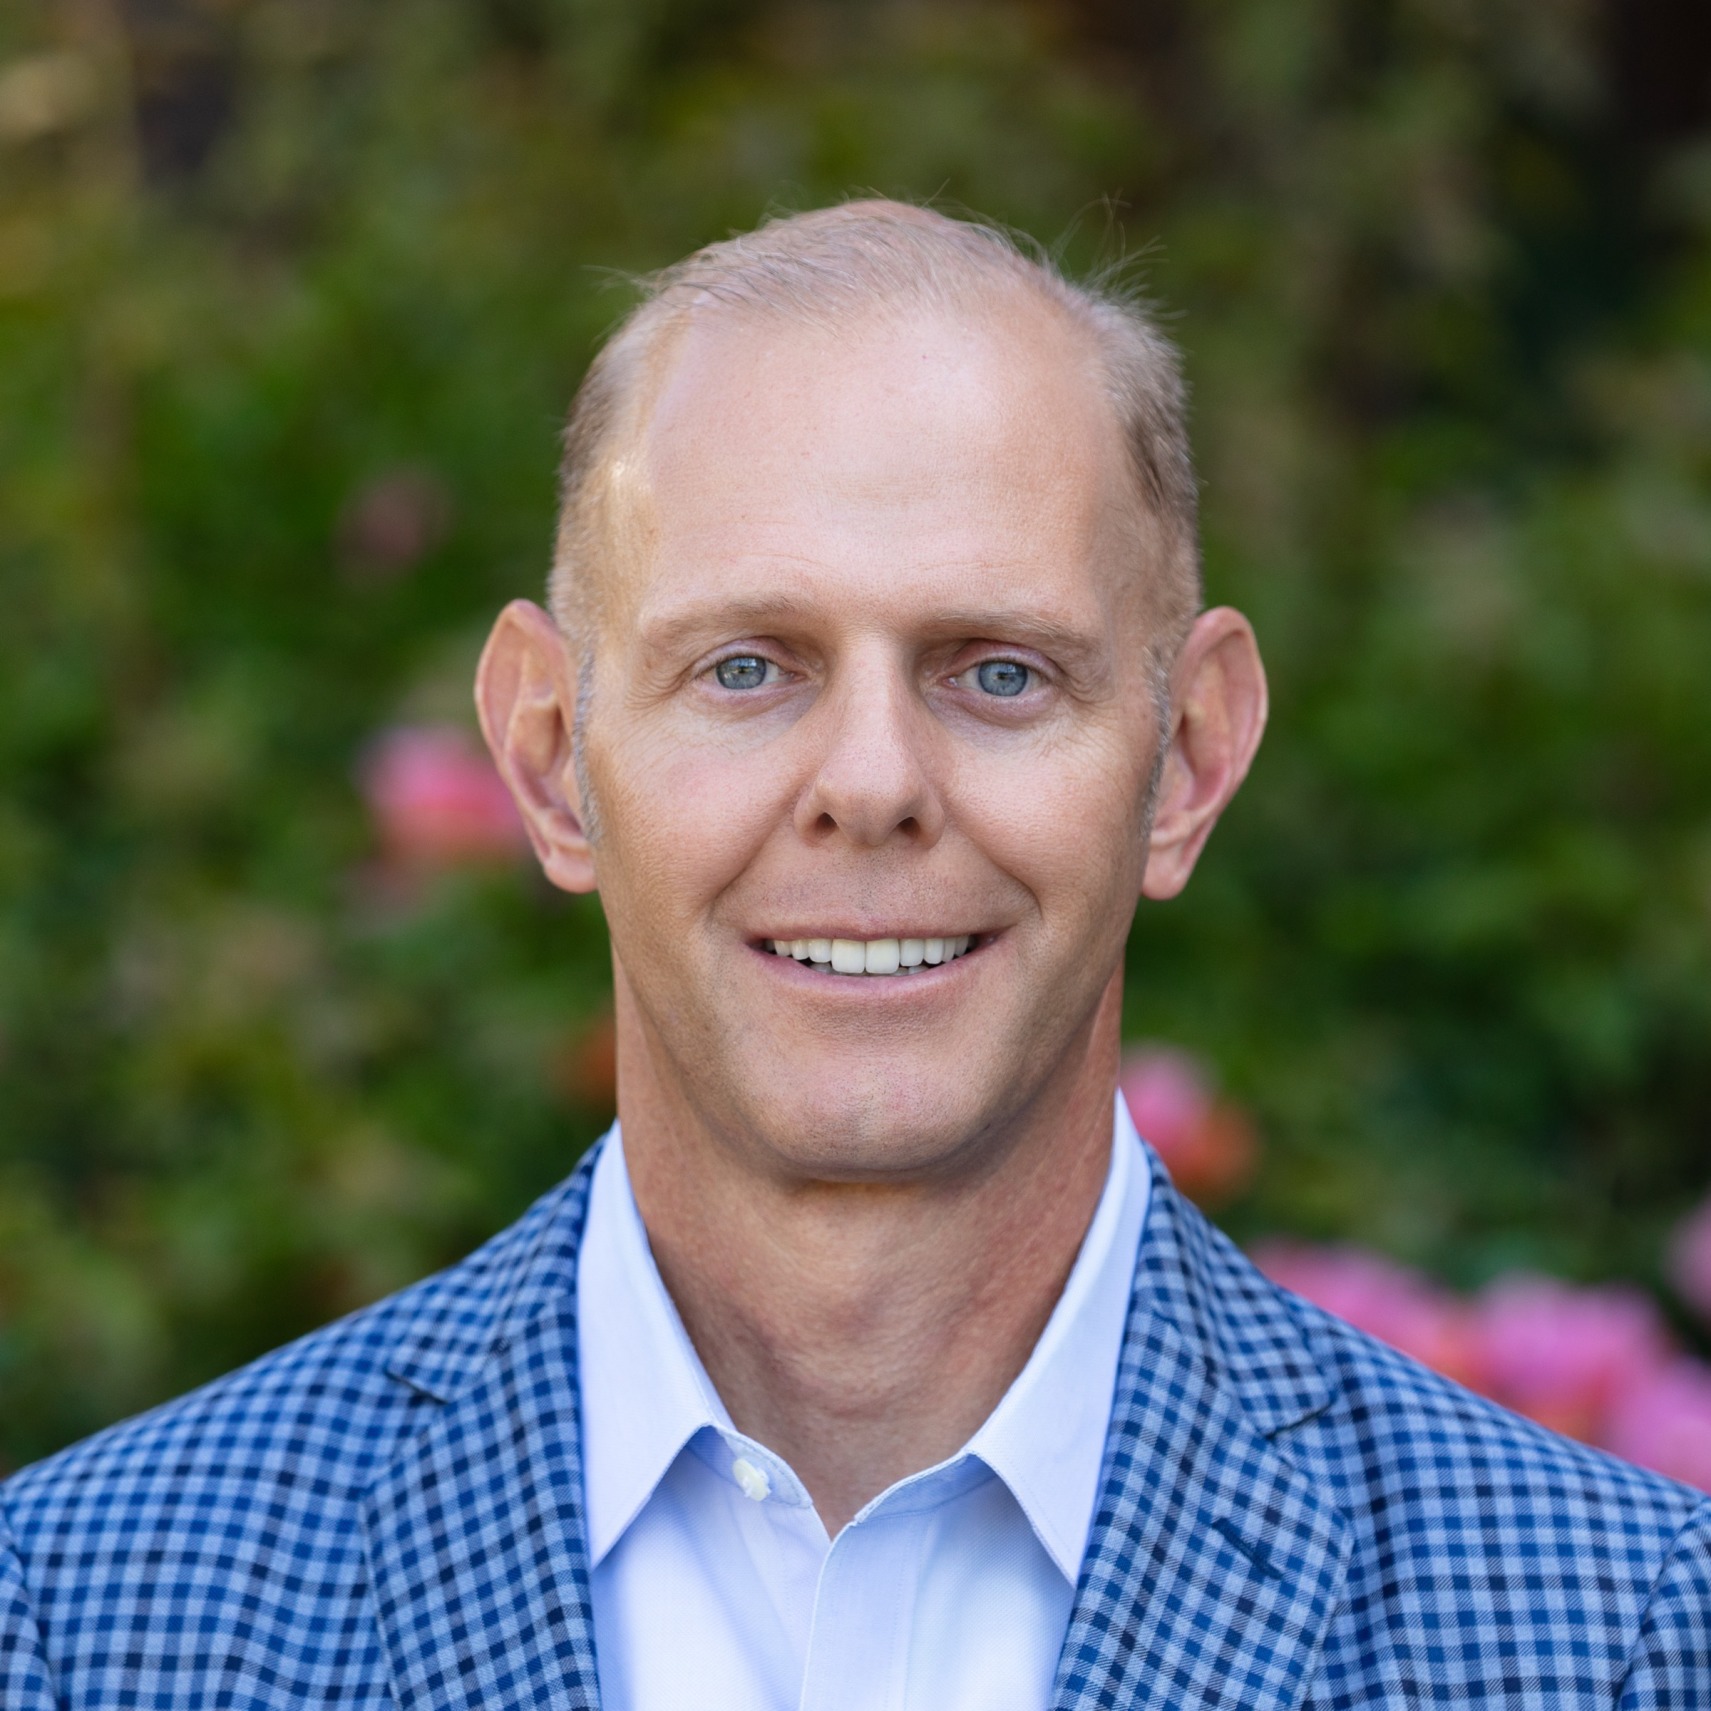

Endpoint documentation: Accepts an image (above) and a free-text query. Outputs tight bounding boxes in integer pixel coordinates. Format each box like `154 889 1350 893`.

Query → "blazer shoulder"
1158 1177 1707 1547
1262 1273 1707 1703
1293 1283 1703 1535
1 1159 591 1564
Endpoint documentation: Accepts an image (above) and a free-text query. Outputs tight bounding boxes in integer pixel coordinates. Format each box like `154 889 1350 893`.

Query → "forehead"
613 295 1141 638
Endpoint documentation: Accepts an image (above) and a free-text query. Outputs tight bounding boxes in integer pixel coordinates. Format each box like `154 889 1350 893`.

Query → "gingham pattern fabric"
5 1142 1709 1709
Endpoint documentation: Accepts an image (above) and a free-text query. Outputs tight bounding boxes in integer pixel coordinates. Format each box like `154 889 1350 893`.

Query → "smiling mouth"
762 936 977 976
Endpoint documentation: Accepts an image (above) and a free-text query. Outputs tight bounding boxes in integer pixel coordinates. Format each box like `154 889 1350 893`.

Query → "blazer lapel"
362 1157 603 1711
1052 1153 1351 1711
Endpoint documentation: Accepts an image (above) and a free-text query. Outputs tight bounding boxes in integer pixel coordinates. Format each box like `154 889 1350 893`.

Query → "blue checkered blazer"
5 1141 1709 1708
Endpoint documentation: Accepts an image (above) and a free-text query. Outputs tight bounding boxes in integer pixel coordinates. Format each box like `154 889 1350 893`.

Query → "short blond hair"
549 199 1201 656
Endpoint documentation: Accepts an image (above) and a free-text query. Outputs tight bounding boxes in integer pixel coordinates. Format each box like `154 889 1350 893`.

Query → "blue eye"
974 659 1030 697
714 655 772 690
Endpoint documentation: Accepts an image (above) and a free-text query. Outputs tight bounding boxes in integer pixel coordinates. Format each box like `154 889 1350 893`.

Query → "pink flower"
1249 1241 1477 1385
1468 1274 1673 1443
1667 1195 1711 1324
1119 1046 1258 1206
1602 1360 1711 1493
360 725 528 870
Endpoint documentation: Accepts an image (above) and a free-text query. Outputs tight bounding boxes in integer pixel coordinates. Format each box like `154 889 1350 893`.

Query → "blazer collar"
1049 1146 1350 1711
363 1150 603 1711
361 1139 1348 1711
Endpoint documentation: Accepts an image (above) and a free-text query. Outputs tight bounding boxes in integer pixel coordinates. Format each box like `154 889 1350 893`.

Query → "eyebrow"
635 593 1108 670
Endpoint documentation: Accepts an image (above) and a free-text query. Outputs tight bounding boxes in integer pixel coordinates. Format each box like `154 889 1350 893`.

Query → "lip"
749 931 989 947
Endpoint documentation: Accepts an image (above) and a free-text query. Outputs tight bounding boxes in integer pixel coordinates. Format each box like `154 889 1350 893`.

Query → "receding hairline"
549 199 1202 660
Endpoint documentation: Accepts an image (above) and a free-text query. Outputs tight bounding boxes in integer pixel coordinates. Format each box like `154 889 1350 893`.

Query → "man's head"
548 202 1202 694
478 200 1265 1183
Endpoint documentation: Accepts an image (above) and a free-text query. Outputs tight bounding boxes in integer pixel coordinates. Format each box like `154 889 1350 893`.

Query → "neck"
617 977 1122 1536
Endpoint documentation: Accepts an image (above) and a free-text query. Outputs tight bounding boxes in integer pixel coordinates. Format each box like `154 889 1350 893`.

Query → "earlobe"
1140 607 1268 902
475 599 599 895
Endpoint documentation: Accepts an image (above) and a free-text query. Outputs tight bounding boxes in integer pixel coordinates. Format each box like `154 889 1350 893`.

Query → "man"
3 201 1707 1710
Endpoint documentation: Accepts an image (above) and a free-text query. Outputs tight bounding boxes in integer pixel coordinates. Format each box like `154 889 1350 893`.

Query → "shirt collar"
963 1094 1149 1580
577 1125 731 1565
576 1094 1149 1581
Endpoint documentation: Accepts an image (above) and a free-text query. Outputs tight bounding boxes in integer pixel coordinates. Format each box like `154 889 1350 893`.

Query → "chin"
722 1064 1015 1183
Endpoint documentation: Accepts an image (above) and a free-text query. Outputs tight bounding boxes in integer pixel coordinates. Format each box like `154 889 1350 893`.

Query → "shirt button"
732 1457 771 1502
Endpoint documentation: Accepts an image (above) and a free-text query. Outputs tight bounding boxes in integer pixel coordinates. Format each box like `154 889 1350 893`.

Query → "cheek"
592 722 792 931
955 735 1151 921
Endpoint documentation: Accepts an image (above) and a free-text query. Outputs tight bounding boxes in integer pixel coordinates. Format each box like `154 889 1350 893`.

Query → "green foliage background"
2 0 1709 1471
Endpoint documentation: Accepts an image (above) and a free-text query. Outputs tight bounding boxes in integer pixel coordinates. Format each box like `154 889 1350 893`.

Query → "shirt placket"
797 1503 926 1711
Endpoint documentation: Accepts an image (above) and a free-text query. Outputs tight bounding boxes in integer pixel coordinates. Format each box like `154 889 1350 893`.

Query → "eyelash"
707 653 781 691
700 651 1048 697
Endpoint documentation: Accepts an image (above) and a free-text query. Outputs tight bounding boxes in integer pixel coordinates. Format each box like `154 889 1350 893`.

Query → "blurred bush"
2 0 1709 1471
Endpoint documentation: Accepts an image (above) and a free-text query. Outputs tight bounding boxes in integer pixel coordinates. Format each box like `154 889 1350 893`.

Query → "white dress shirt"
576 1094 1150 1711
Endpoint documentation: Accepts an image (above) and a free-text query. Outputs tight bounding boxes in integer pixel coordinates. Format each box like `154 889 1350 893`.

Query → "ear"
475 599 598 894
1141 606 1268 901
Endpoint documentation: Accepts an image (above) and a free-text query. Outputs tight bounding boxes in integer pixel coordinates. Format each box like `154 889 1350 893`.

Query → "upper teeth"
764 936 975 975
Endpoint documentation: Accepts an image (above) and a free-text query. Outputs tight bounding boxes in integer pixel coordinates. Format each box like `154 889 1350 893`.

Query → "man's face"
580 295 1168 1179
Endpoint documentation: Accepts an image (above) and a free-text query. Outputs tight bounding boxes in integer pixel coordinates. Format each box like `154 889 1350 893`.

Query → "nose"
794 655 947 849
